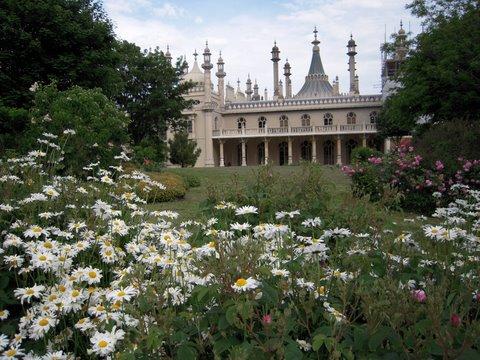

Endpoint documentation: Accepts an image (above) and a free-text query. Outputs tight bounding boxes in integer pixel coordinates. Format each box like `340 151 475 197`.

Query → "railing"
212 124 377 137
224 94 383 110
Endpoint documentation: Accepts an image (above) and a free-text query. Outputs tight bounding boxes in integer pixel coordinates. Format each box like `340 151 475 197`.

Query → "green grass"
148 165 346 219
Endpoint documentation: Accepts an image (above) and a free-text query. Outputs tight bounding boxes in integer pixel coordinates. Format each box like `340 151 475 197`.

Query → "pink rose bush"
343 145 480 213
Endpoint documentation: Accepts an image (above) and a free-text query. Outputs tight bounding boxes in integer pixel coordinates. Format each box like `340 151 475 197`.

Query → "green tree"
0 0 121 152
116 41 196 158
168 131 201 168
27 83 130 175
378 3 480 136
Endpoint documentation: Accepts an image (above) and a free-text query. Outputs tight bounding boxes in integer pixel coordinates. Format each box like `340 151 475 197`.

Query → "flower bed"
0 134 479 358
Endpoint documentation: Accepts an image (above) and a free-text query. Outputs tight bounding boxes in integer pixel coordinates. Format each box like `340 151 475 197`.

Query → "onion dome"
182 50 204 84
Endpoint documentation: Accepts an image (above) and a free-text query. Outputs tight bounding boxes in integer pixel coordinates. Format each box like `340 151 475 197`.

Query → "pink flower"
435 161 444 171
450 314 461 328
368 156 383 165
262 314 272 325
412 289 427 303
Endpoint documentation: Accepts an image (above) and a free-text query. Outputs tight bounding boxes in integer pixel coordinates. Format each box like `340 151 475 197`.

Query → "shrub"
168 131 201 167
350 146 383 164
181 173 201 188
138 172 187 203
23 83 130 176
132 138 167 167
414 119 480 177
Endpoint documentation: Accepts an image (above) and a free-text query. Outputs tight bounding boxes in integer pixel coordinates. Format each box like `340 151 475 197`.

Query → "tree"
116 42 196 146
378 3 480 136
0 0 121 152
26 83 130 175
168 132 201 168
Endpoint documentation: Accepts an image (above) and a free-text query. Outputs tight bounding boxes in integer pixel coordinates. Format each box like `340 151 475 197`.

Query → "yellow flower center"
0 310 5 316
6 349 16 357
33 226 42 233
71 290 80 297
49 294 58 301
26 289 35 295
98 340 108 348
44 242 53 249
39 255 47 261
88 271 97 279
235 278 247 287
38 318 49 327
117 290 126 297
317 286 326 296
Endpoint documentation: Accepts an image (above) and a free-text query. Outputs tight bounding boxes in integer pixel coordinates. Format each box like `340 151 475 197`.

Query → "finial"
314 26 318 40
400 20 403 29
206 40 209 47
193 50 198 61
219 50 222 56
350 33 353 39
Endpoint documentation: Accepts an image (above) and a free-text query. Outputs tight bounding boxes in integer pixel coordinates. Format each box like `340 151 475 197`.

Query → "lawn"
148 165 417 230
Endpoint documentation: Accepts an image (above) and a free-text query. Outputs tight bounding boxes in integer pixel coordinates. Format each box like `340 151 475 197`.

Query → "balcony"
212 124 377 138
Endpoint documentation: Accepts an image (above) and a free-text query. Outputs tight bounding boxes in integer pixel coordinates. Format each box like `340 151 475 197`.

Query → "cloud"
153 3 186 18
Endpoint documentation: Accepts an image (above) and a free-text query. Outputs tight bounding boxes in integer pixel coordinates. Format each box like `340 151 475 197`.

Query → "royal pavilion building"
167 25 407 167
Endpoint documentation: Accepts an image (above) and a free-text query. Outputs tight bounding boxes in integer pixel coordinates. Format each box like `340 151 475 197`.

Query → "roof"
183 60 204 84
295 36 333 99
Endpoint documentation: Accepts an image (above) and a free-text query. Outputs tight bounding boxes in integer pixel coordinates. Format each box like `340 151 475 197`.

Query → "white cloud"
153 3 186 18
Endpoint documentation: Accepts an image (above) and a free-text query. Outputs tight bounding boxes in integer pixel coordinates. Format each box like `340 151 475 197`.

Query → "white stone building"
170 26 405 167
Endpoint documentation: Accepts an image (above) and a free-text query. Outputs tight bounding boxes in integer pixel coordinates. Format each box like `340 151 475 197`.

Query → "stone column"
336 136 342 165
288 137 293 165
264 139 269 165
219 140 225 167
384 138 391 154
311 136 317 163
241 140 247 166
362 134 367 148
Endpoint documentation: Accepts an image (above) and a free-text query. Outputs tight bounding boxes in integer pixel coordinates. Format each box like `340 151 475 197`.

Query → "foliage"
407 0 480 28
1 131 480 358
343 145 480 213
132 138 167 167
414 120 480 177
180 174 201 189
350 147 383 164
378 5 480 137
168 131 201 168
0 103 28 153
137 172 187 203
25 83 129 176
205 163 331 221
0 0 120 109
116 41 196 147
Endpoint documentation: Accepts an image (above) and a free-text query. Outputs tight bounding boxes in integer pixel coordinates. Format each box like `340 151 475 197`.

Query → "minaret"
347 34 359 95
215 51 226 107
333 76 340 96
271 41 281 100
253 79 260 101
264 88 268 101
165 45 172 64
283 60 292 98
246 74 253 101
278 79 284 99
395 21 408 61
201 41 214 167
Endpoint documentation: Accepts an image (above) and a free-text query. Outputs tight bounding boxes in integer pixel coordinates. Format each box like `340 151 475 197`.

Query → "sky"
103 0 421 96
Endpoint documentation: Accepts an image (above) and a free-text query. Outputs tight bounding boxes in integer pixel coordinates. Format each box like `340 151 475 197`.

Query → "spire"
193 49 198 62
312 26 320 47
165 45 172 63
307 27 326 75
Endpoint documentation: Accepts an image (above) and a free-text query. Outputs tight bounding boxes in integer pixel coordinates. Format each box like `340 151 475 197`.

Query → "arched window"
301 114 311 127
346 112 356 125
324 113 333 126
279 142 288 165
369 111 378 124
301 141 312 161
237 117 246 130
187 118 193 133
258 116 267 129
346 139 358 164
214 117 218 130
323 140 334 165
279 115 288 128
257 142 265 164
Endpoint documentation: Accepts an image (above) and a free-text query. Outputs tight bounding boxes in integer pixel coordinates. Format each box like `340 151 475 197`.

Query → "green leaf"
177 344 197 360
312 333 326 351
368 327 392 351
213 337 240 355
284 342 303 360
225 306 237 326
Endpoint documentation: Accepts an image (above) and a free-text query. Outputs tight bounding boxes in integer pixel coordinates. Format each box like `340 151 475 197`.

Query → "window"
258 116 267 129
300 141 312 161
323 140 334 165
187 119 193 133
257 142 265 164
301 114 311 127
346 139 358 164
237 117 246 130
279 141 288 165
324 113 333 126
279 115 288 128
346 112 356 125
214 117 218 130
369 111 378 124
